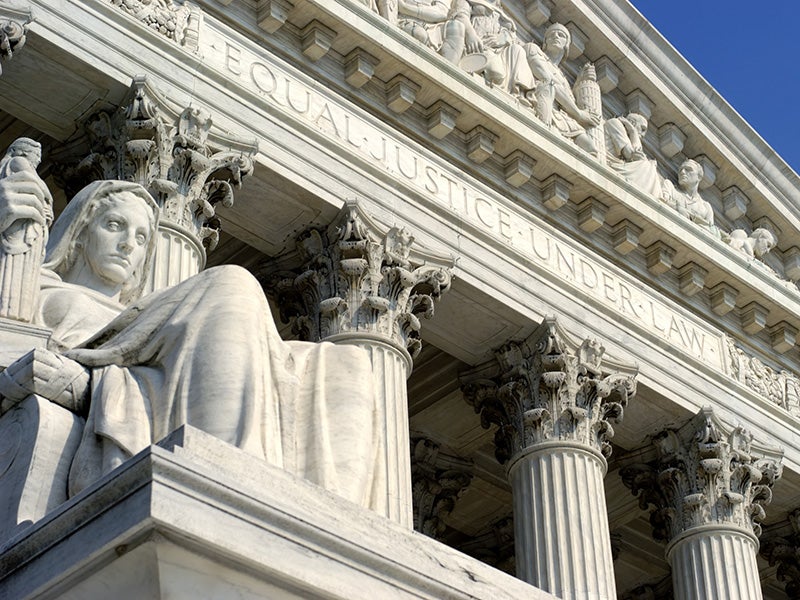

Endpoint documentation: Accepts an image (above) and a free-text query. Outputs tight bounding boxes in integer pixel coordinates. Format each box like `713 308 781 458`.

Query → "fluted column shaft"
331 334 413 527
668 527 762 600
509 443 615 600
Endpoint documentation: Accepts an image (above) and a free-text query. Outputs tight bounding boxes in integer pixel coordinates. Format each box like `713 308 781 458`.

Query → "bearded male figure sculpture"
0 148 380 537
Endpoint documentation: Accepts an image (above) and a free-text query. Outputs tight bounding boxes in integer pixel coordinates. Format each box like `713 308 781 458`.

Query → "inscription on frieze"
206 33 724 370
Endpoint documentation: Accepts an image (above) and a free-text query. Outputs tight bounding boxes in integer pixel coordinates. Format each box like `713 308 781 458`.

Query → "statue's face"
677 162 701 190
753 235 774 256
545 27 569 51
82 194 152 287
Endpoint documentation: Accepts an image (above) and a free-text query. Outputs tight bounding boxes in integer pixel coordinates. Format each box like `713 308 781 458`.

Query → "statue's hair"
627 112 648 133
750 228 777 257
542 23 571 60
44 180 159 304
5 137 41 158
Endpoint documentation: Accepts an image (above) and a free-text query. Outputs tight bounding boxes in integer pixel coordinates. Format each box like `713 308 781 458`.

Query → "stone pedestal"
509 443 615 599
464 318 637 599
621 407 783 600
0 426 556 600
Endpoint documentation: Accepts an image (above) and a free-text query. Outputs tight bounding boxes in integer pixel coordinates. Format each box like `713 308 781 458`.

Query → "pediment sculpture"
0 140 382 542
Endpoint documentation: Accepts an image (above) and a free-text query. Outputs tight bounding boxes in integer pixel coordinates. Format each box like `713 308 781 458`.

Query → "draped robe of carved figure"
0 180 379 509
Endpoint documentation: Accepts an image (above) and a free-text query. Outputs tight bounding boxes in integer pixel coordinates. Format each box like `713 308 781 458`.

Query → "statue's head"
677 159 703 192
4 137 42 168
750 228 777 258
627 112 648 135
542 23 571 60
45 180 159 304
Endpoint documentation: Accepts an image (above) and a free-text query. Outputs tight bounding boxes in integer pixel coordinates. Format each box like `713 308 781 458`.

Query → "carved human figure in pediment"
0 172 378 504
604 112 661 196
726 228 777 260
462 0 534 97
524 23 600 154
397 0 471 64
660 159 716 231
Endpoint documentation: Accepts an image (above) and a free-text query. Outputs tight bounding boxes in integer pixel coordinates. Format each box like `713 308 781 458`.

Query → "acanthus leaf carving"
262 201 453 357
760 509 800 598
462 317 637 464
621 407 783 544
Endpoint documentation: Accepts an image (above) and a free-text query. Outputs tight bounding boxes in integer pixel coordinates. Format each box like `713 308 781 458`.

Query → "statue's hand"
0 170 51 232
577 109 601 128
0 348 90 414
465 29 483 54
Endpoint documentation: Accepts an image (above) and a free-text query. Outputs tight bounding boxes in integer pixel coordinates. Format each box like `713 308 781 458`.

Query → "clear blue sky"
629 1 800 175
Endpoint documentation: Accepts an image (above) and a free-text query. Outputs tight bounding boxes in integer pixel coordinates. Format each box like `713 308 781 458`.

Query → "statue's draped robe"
37 265 378 508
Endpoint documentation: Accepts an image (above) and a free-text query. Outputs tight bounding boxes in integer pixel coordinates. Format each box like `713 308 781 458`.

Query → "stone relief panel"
107 0 201 50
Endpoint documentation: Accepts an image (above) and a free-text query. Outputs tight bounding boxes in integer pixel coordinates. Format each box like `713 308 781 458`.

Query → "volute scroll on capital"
461 317 637 465
620 407 783 544
0 1 31 76
262 200 454 359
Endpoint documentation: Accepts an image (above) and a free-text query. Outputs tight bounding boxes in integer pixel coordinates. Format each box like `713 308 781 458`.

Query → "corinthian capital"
621 407 783 543
462 317 637 464
55 76 257 253
0 2 30 75
267 202 453 357
760 509 800 598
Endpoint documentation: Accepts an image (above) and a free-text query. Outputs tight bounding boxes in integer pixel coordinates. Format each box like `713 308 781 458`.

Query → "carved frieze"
266 202 452 357
462 317 636 464
0 2 30 75
107 0 201 50
410 437 472 538
620 408 783 544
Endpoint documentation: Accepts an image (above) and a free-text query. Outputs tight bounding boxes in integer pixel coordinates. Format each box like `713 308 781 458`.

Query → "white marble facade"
0 0 799 599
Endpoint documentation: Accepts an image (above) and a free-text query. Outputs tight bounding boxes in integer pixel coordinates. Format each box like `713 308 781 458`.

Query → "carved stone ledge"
344 48 377 88
410 437 472 539
503 151 534 188
525 0 553 26
708 282 738 315
722 186 750 221
455 516 516 575
386 75 420 113
576 197 608 233
425 101 459 139
784 247 800 282
770 321 797 354
541 174 571 210
741 301 768 335
677 262 707 296
565 22 587 60
611 220 641 255
658 123 686 158
620 407 783 544
626 89 653 121
694 154 718 190
0 2 30 75
466 127 496 164
594 56 621 93
301 19 335 61
257 0 293 33
645 241 674 275
462 317 637 464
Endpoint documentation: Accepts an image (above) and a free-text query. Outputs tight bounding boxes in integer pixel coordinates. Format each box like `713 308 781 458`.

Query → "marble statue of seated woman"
0 177 379 507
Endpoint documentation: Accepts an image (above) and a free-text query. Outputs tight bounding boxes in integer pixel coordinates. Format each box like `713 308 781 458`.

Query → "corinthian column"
463 318 637 600
267 203 452 527
621 408 783 600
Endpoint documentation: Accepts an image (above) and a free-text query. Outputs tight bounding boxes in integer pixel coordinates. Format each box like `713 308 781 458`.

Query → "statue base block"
0 317 50 369
0 426 555 599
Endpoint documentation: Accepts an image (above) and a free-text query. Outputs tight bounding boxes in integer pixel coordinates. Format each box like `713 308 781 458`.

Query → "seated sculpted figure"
661 159 716 232
464 0 534 97
397 0 471 64
0 175 378 506
604 112 661 196
524 23 600 153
